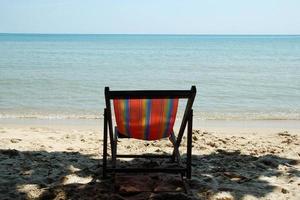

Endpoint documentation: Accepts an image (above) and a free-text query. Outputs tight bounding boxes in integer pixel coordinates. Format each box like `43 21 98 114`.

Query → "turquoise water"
0 34 300 120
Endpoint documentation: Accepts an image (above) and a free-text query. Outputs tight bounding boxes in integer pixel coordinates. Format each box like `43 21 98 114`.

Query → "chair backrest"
105 86 196 141
113 99 178 140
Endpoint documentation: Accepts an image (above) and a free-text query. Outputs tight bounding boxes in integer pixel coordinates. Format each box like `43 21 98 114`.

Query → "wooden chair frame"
102 86 196 181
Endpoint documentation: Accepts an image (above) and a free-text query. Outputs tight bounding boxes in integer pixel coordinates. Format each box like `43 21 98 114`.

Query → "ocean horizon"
1 33 300 120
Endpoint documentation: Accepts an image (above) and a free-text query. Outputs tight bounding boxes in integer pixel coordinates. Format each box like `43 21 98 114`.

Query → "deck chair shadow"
102 86 196 183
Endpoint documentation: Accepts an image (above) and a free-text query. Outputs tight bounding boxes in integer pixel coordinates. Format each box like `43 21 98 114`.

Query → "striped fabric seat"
113 99 179 140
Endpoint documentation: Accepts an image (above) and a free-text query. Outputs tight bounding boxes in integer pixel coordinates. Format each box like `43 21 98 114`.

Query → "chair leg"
112 127 118 169
169 132 182 165
108 117 114 159
102 109 107 178
186 110 193 179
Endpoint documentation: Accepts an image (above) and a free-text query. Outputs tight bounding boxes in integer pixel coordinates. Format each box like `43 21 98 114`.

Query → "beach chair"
102 86 196 181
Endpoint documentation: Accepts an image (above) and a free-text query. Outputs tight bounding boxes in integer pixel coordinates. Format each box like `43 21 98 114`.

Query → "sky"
0 0 300 34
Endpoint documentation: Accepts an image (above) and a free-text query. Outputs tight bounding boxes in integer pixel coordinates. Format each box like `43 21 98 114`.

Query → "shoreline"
1 118 300 134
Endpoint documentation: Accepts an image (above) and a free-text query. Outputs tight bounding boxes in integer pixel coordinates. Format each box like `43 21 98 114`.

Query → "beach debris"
218 139 227 144
281 188 289 194
206 142 217 147
216 149 240 155
278 131 290 137
10 138 22 143
281 138 293 144
222 172 250 183
193 135 198 141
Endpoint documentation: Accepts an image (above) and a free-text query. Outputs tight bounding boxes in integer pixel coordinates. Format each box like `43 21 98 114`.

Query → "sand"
0 121 299 200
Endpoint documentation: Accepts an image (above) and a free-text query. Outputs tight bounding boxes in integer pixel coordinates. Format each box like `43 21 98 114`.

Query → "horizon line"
1 32 300 36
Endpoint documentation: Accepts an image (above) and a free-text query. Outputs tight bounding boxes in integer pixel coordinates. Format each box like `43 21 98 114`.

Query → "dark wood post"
102 108 107 178
172 86 196 161
186 109 193 179
105 87 114 156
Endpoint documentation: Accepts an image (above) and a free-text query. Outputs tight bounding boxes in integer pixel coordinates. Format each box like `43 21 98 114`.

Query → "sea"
0 34 300 120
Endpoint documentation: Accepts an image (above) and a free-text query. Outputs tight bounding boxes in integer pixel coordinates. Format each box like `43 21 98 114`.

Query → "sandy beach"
0 119 299 200
1 1 300 199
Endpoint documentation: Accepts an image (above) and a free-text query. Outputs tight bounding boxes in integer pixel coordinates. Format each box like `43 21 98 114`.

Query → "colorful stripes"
113 99 178 140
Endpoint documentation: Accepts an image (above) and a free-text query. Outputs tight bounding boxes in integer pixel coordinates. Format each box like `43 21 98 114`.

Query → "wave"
195 112 300 120
1 112 300 120
0 114 103 120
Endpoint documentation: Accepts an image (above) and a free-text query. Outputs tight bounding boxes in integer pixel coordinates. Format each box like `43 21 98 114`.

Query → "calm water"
0 34 300 120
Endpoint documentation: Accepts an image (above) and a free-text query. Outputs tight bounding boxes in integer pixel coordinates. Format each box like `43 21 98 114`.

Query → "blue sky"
0 0 300 34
